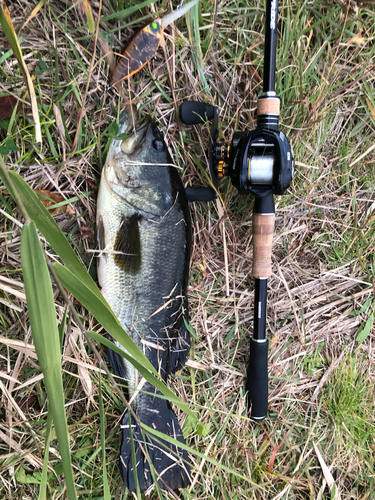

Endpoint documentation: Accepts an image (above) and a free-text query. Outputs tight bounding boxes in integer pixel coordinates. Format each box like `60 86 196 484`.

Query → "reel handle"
179 101 215 125
185 186 216 202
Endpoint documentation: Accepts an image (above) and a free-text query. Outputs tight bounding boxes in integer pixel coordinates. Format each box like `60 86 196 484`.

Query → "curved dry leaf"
22 0 46 29
366 97 375 120
34 189 75 216
78 364 95 407
0 95 21 118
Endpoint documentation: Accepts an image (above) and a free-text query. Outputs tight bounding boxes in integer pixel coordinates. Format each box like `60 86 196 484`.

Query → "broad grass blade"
356 312 374 343
21 222 77 500
0 2 42 143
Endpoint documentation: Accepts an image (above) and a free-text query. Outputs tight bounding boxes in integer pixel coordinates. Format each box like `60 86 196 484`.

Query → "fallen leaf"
345 34 366 46
270 333 281 347
98 31 115 72
350 35 366 45
0 95 20 118
366 97 375 120
34 190 75 216
22 0 45 29
267 441 282 475
78 364 95 408
313 442 340 499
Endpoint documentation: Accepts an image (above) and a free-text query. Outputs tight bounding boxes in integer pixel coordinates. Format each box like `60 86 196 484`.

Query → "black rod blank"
263 0 278 94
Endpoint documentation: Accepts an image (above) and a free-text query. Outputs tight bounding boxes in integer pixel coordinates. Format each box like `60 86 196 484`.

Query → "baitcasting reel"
180 98 293 199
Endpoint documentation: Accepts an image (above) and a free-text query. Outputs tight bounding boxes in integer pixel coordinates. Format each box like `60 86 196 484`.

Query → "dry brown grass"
0 0 375 498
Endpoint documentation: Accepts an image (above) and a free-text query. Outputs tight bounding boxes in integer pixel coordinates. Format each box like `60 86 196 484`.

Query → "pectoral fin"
97 215 105 251
114 215 141 272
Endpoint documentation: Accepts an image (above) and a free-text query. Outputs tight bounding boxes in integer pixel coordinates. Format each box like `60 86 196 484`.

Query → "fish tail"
119 396 190 492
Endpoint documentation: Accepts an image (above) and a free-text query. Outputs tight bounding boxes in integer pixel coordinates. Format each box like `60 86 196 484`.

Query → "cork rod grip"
257 97 280 116
252 213 275 278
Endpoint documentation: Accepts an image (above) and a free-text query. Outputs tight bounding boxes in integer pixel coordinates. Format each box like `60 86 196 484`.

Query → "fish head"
103 106 175 215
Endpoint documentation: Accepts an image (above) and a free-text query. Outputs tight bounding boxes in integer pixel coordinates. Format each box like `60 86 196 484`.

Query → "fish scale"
96 106 191 491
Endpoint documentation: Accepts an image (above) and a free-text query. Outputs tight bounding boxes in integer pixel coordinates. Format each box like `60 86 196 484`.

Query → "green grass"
0 0 375 499
323 354 375 472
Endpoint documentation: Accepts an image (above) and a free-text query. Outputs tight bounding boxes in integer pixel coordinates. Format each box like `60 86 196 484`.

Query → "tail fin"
120 396 190 492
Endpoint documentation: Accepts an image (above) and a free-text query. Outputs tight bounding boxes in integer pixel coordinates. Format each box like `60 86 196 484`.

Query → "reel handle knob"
179 101 215 125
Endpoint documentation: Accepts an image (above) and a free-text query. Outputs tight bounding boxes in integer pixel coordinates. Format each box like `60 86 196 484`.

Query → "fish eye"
151 21 159 32
153 139 164 151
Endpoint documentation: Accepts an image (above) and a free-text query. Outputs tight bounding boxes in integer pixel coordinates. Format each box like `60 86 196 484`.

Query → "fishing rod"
179 0 294 420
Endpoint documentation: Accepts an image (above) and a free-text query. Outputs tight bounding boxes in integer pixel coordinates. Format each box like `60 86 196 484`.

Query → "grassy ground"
1 0 375 498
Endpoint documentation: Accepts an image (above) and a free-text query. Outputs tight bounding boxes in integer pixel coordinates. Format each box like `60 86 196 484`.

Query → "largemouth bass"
96 106 191 491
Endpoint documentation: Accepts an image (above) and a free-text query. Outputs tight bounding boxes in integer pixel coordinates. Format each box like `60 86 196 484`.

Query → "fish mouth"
119 107 151 156
117 105 149 133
